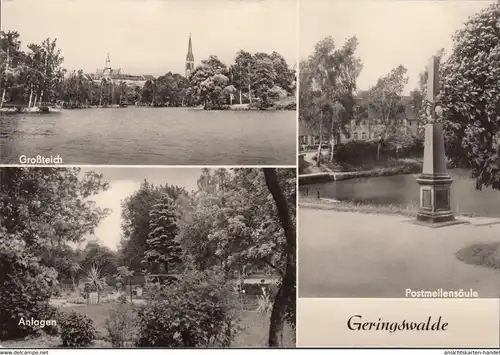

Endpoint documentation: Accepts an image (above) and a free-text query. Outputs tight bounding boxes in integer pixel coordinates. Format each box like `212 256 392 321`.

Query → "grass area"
301 159 334 174
300 197 418 217
1 300 294 348
227 96 296 111
456 242 500 270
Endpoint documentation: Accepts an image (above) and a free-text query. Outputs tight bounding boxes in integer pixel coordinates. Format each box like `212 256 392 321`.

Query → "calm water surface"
300 169 500 217
0 107 296 165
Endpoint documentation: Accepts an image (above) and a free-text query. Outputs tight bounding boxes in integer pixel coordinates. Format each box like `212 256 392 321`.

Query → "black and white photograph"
298 0 500 298
0 167 296 348
0 0 297 165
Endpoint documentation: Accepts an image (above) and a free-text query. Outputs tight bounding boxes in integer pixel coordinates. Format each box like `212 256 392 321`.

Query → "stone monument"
415 56 459 225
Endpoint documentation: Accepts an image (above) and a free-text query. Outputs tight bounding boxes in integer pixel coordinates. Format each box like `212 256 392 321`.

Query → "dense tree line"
185 51 296 109
0 31 295 110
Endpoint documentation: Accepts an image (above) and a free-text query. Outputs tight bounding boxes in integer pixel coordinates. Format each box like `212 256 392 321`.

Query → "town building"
84 54 155 88
299 96 420 148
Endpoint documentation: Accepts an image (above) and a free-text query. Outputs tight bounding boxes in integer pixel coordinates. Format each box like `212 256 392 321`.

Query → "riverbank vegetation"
0 31 296 111
0 168 296 347
300 2 500 192
300 198 418 217
300 197 481 219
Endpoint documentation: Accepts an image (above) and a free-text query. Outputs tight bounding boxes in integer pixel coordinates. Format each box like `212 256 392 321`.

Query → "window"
353 132 358 140
361 132 367 140
409 121 413 126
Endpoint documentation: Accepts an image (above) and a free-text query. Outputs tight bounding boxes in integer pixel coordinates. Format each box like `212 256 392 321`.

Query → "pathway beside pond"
299 206 500 298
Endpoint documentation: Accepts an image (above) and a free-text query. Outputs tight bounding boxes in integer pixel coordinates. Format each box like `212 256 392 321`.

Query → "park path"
299 206 500 298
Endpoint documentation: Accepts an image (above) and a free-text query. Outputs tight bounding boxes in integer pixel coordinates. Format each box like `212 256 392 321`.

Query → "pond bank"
300 159 423 185
299 197 488 218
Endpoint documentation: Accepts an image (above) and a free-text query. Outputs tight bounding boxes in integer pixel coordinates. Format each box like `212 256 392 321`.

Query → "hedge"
333 137 424 166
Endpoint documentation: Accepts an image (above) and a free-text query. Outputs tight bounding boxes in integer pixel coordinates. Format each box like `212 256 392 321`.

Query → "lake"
300 169 500 217
0 107 296 165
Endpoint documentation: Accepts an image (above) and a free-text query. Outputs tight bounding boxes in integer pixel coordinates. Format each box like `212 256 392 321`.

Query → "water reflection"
0 107 296 165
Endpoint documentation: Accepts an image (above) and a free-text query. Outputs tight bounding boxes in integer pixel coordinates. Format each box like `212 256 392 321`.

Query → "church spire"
186 33 194 62
185 33 195 78
105 53 111 69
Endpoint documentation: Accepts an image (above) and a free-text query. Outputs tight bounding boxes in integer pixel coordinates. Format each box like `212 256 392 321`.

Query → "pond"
0 107 296 165
300 169 500 217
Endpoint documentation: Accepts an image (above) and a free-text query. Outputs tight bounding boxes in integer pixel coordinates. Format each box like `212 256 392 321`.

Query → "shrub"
135 268 239 348
105 303 137 348
59 311 96 347
0 232 58 340
66 296 86 304
333 137 424 167
255 287 273 314
39 305 61 336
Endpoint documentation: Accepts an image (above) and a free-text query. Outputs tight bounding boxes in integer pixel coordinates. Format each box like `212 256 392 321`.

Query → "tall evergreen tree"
143 193 182 274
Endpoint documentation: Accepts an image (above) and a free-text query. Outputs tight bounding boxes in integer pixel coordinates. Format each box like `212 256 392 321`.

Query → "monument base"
409 217 469 229
416 209 455 224
415 173 456 226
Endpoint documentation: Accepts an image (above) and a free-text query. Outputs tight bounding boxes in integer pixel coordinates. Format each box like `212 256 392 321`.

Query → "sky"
80 167 202 251
2 0 297 76
299 0 495 95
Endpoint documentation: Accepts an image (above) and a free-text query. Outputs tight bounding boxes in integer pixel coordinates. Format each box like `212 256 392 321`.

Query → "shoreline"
1 103 296 114
299 159 423 185
299 167 419 185
299 198 488 219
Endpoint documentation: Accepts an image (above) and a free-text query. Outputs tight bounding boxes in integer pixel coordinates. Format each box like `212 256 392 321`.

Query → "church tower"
103 53 112 77
185 33 195 79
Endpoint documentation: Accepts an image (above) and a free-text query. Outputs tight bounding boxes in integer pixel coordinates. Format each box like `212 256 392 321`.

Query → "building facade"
86 53 155 88
299 96 421 148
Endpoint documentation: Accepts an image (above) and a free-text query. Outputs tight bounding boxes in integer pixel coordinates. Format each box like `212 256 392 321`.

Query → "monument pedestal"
416 173 454 223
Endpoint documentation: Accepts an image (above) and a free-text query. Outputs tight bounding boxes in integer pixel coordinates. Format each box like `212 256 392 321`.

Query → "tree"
0 168 109 339
262 169 296 347
187 55 231 109
176 168 296 347
251 55 279 109
434 1 500 190
80 241 118 277
177 169 295 278
230 50 255 104
142 193 182 274
119 181 186 271
140 80 154 105
365 65 409 160
0 31 27 107
269 51 296 95
299 36 363 164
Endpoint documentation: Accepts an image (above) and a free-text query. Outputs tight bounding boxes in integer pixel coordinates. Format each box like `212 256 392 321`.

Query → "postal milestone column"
415 55 458 225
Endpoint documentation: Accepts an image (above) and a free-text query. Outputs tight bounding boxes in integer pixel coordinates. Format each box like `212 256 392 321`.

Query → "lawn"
1 302 294 348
